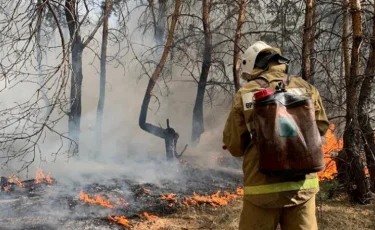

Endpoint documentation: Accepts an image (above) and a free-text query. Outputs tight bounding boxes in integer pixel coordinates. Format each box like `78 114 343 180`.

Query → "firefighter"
223 41 329 230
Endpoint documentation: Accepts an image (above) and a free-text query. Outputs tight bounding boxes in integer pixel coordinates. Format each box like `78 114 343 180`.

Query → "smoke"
0 1 236 187
0 4 246 229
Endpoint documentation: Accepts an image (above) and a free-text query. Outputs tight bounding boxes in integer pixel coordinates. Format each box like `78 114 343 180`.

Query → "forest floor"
133 182 375 230
133 197 375 230
1 154 374 230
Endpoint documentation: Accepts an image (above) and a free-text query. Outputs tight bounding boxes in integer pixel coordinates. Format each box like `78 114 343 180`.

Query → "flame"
45 175 53 184
182 190 241 208
365 166 370 177
192 191 230 207
182 197 198 207
161 193 177 207
8 175 24 187
161 193 177 203
108 214 131 228
140 212 158 221
3 185 11 191
318 124 343 181
79 191 114 208
115 198 129 207
317 124 373 180
35 168 53 184
236 187 244 196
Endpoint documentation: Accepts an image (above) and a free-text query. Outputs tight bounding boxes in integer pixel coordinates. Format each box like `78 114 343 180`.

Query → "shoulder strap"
251 74 295 89
251 76 270 88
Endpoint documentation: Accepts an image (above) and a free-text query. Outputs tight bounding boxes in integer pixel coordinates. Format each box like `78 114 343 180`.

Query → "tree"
358 0 375 191
138 0 187 161
95 0 112 159
233 0 246 92
191 0 212 143
36 0 51 116
336 0 351 188
155 0 167 46
341 0 371 203
302 0 316 83
65 0 105 154
0 1 74 171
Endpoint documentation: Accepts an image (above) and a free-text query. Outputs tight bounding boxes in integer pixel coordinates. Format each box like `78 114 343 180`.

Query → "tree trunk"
36 0 50 115
139 0 181 160
358 0 375 191
95 0 111 159
337 0 351 187
155 0 167 46
342 0 351 86
302 0 315 83
233 0 246 92
65 0 105 154
342 0 371 203
191 0 212 143
65 0 82 153
69 40 84 153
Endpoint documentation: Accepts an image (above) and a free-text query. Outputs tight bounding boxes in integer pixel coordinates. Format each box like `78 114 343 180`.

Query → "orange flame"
161 193 177 207
35 168 53 184
365 166 370 177
161 193 177 203
318 124 343 181
192 191 229 207
183 197 198 207
182 190 241 208
45 175 53 184
140 212 158 221
79 191 114 208
3 185 11 191
8 175 24 187
108 214 131 228
236 187 244 196
115 198 129 207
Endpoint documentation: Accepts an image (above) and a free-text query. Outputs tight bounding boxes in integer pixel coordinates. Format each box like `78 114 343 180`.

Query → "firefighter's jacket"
223 63 329 208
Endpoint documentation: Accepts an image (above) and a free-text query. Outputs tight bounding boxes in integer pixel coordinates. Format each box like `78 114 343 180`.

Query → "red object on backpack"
222 145 228 150
254 88 274 101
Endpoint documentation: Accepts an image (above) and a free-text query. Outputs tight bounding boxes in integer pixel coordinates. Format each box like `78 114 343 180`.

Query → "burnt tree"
139 0 187 161
358 0 375 191
341 0 371 203
95 0 112 159
302 0 316 83
156 0 167 46
36 0 51 116
65 0 105 154
233 0 246 92
148 0 167 47
191 0 212 143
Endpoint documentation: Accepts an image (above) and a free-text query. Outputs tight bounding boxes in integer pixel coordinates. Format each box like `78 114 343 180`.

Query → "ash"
0 162 242 230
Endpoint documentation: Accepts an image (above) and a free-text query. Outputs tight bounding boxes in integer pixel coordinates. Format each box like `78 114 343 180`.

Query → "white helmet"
240 41 281 76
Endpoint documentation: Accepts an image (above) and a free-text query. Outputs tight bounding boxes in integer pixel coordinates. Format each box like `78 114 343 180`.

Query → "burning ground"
0 162 243 230
0 125 350 230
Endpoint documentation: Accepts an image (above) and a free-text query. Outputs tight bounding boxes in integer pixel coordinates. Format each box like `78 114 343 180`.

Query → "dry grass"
316 196 375 230
133 197 375 230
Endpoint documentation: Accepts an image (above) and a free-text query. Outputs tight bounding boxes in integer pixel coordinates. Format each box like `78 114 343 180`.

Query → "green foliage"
317 179 339 201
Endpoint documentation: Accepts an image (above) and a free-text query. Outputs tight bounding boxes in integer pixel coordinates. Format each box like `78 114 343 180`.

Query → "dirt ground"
132 197 375 230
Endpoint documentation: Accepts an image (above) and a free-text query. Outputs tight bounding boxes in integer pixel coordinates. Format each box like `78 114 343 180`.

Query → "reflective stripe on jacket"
244 178 319 195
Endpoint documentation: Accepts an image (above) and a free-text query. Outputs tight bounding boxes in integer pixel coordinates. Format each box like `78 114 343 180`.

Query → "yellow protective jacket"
223 64 329 208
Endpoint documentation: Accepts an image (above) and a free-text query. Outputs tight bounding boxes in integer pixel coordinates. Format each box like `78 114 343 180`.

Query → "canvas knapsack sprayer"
250 77 325 176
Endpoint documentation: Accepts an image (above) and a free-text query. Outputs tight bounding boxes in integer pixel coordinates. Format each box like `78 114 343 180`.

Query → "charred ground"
0 161 243 230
